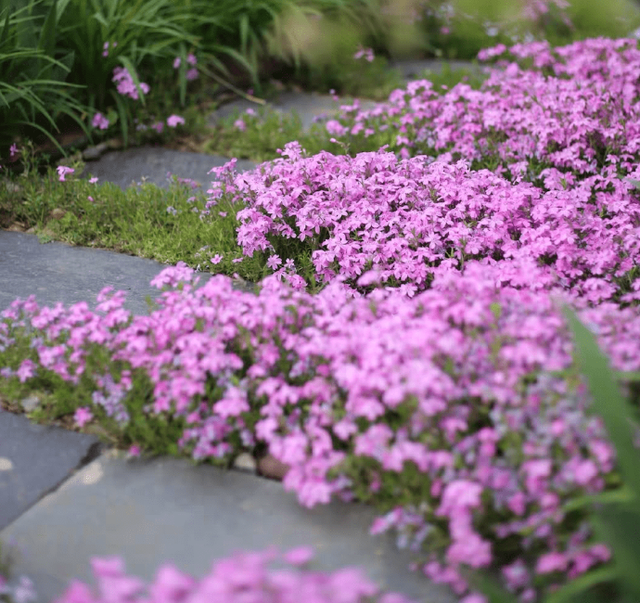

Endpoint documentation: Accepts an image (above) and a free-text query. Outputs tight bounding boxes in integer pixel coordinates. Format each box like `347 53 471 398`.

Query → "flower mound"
218 143 640 303
53 548 413 603
326 38 640 186
3 259 640 601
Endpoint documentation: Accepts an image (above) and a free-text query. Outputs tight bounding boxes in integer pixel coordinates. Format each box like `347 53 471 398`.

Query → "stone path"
0 59 480 603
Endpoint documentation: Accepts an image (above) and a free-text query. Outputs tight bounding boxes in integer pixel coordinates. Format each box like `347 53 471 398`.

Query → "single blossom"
92 112 110 130
56 166 75 181
74 407 93 428
166 115 185 128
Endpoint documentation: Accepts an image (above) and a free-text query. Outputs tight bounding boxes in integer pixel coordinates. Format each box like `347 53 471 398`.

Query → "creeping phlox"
326 38 640 186
2 257 639 601
52 547 416 603
217 144 640 305
5 35 640 603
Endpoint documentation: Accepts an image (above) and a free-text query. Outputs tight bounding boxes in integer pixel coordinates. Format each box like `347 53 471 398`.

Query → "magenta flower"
173 57 181 69
166 115 185 128
267 255 282 270
283 546 314 566
92 112 110 130
210 254 223 265
16 359 36 383
74 407 93 428
112 67 149 100
186 68 198 81
56 166 75 181
127 444 141 458
9 143 19 158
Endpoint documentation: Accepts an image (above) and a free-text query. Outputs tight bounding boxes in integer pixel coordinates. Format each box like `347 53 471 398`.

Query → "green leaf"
113 92 129 146
561 305 640 497
118 54 146 105
589 505 640 597
545 564 620 603
560 485 634 514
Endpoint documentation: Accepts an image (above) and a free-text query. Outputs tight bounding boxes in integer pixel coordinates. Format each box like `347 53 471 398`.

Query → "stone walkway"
0 60 481 603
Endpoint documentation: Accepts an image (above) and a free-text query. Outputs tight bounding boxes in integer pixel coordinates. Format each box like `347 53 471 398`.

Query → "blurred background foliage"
2 0 640 161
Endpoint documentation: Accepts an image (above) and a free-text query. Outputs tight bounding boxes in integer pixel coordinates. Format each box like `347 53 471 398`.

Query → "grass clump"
0 160 269 284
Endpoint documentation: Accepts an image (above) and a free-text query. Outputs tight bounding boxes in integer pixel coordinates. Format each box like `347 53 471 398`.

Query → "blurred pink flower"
57 166 75 181
167 115 185 128
74 407 93 428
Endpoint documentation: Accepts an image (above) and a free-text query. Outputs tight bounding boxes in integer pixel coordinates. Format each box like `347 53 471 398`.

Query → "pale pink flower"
74 407 93 428
283 546 314 565
92 112 110 130
166 115 185 128
57 166 75 181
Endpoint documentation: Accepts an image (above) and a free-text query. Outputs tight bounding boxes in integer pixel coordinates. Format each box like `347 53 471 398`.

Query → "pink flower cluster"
5 35 640 603
219 143 640 305
112 67 149 101
328 38 640 186
3 255 637 600
54 548 412 603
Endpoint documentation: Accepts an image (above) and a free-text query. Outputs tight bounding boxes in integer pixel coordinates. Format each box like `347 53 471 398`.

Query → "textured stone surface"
0 412 104 530
391 58 485 80
0 231 197 316
1 450 457 603
81 147 257 191
208 92 378 132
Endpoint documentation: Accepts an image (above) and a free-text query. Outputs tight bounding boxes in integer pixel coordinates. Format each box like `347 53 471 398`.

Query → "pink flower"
283 546 314 566
127 444 141 458
112 67 149 100
152 122 164 134
267 255 282 270
173 57 181 69
210 254 223 265
186 68 198 81
536 551 568 574
166 115 185 128
353 46 374 62
16 359 36 383
234 119 246 132
89 177 98 184
74 407 93 428
187 53 197 66
9 143 19 158
92 113 110 130
57 166 75 181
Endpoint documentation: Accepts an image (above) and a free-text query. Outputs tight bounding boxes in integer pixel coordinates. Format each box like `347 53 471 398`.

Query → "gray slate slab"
81 147 257 191
0 412 104 530
1 450 457 603
208 92 378 132
391 58 486 80
0 231 198 316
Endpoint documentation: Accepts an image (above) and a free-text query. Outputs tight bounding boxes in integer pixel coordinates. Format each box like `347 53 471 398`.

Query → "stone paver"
208 91 378 132
0 231 199 316
0 412 104 530
0 450 457 603
391 58 485 80
81 147 257 191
